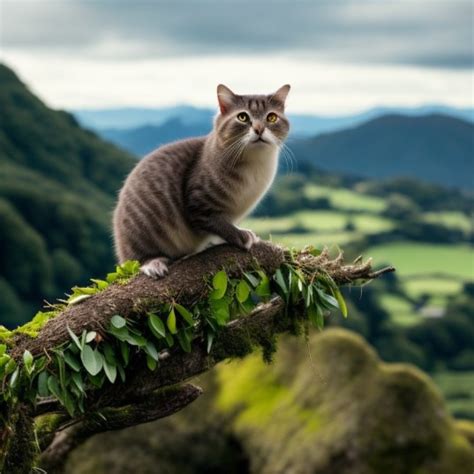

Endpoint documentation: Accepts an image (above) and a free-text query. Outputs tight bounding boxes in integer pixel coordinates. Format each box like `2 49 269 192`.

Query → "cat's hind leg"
141 257 170 278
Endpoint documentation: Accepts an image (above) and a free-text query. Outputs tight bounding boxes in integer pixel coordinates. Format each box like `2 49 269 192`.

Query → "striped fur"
113 85 290 276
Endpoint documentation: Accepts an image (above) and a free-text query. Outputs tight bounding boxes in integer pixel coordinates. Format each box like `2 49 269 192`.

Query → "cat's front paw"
141 257 170 279
236 228 260 250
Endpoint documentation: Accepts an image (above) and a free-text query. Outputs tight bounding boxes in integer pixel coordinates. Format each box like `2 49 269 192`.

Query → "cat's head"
214 84 290 150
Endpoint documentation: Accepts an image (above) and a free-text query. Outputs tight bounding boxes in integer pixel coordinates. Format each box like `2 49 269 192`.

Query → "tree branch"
39 383 202 473
3 241 394 473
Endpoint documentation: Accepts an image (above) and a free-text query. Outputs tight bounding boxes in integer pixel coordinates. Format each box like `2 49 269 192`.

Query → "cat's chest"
230 146 279 221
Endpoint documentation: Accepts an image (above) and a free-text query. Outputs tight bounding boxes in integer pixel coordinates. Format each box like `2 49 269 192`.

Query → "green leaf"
81 345 102 376
333 288 348 318
305 284 313 308
174 304 195 326
47 376 62 400
102 343 116 365
244 272 259 288
111 315 127 329
210 298 230 326
0 354 9 371
274 269 288 294
165 332 174 347
108 325 129 342
0 344 6 357
68 294 92 305
308 304 324 330
71 372 85 394
206 331 215 354
91 278 109 290
177 330 191 353
81 330 87 348
126 333 147 347
63 390 76 417
4 358 16 376
37 371 49 397
236 280 250 303
117 364 126 383
120 341 130 366
23 350 33 372
57 353 66 390
85 331 97 343
210 270 228 299
103 360 117 384
255 273 271 297
316 289 339 309
67 326 82 351
148 313 166 338
9 367 20 388
144 341 159 361
64 352 81 372
146 355 157 371
88 372 106 388
167 308 177 334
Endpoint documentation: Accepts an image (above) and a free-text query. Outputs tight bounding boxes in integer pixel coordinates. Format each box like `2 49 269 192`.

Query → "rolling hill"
101 117 211 156
0 63 135 326
290 114 474 189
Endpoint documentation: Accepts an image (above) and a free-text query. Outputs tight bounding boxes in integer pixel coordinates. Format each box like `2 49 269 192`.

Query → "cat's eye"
267 112 278 123
237 112 249 123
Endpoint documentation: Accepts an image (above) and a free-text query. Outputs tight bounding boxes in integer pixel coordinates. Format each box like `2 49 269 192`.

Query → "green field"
367 243 474 280
379 294 419 326
432 371 474 420
245 209 394 240
269 231 356 249
304 184 387 212
423 211 473 234
403 277 464 299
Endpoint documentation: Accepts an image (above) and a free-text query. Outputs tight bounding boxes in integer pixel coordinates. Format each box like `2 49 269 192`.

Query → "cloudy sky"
0 0 472 114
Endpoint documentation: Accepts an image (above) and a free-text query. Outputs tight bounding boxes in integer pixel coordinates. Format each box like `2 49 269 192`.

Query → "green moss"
2 404 37 473
215 328 474 474
34 413 68 450
455 419 474 445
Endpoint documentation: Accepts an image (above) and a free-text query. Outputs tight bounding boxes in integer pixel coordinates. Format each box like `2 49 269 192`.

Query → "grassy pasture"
423 211 473 234
367 243 474 280
304 184 386 212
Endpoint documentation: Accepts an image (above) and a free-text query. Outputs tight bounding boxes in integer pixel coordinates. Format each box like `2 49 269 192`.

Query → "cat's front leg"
235 227 260 250
190 215 259 251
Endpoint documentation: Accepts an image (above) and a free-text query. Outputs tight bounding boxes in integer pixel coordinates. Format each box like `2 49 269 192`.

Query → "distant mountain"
73 104 474 138
101 117 211 156
290 114 474 190
75 105 474 159
0 63 135 326
74 105 215 131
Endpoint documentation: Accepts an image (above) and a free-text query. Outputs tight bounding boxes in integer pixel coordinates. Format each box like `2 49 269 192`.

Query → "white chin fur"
247 129 278 147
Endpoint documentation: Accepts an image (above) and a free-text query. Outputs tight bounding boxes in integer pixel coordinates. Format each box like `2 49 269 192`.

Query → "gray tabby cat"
113 84 291 277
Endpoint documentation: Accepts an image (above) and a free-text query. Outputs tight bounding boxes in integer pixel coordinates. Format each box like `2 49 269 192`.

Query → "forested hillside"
0 64 135 326
290 114 474 189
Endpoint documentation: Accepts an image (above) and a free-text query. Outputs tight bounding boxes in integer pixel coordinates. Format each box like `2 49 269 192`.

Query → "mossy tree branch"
1 241 394 473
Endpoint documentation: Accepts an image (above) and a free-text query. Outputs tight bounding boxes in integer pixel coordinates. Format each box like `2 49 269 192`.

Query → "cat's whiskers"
276 138 296 175
221 133 249 170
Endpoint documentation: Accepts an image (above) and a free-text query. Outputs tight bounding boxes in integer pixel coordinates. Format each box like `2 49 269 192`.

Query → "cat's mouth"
250 136 270 145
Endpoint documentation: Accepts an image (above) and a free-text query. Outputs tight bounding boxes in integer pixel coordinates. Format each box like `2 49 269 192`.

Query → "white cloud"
1 50 472 114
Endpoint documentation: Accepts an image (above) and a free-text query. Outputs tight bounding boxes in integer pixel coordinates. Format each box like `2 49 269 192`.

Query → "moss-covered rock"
216 328 474 474
66 329 474 474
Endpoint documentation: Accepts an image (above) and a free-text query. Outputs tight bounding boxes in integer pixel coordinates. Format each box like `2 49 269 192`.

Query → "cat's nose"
253 122 265 136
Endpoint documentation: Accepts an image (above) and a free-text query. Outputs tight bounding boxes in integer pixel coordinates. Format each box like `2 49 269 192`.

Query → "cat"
113 84 291 278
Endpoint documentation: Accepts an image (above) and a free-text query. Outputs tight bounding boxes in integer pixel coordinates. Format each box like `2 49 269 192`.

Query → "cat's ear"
270 84 291 107
217 84 237 114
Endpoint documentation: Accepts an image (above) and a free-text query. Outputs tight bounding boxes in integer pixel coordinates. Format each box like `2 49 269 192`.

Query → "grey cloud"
1 0 472 69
